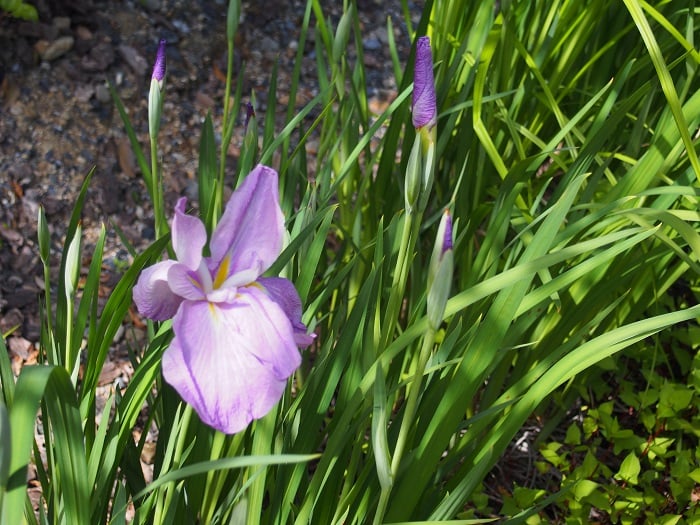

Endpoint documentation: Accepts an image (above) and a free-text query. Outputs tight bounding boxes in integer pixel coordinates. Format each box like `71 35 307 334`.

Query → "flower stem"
216 37 235 225
150 135 165 238
390 328 435 477
379 209 415 353
200 431 228 523
155 404 193 523
374 327 436 524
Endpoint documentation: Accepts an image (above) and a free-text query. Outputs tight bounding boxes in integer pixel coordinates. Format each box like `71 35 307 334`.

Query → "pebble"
141 0 161 11
75 25 93 40
74 84 95 102
117 44 148 76
0 308 23 333
5 285 38 309
8 336 33 360
259 35 280 53
37 36 75 62
363 37 382 51
81 41 116 72
172 19 190 34
95 83 111 103
52 17 71 33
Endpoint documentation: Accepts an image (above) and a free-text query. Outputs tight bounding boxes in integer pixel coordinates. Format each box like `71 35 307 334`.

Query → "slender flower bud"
152 39 167 87
241 100 259 174
405 36 437 212
412 36 437 131
37 206 50 265
64 222 82 299
148 39 167 140
244 102 256 134
226 0 240 43
427 210 453 330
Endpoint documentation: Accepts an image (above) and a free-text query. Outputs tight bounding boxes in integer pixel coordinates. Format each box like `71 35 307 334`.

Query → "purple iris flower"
412 36 437 130
133 164 313 434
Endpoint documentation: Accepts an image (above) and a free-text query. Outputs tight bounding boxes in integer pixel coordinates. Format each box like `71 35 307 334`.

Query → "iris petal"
210 165 284 281
163 288 300 434
258 277 314 347
172 197 207 270
133 260 183 321
167 262 208 301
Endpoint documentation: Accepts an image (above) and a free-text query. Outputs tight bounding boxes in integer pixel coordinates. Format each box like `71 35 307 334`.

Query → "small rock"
363 37 381 51
363 53 381 68
8 336 32 360
75 25 93 40
259 35 280 53
117 44 148 76
116 136 136 178
194 91 215 110
141 0 160 11
0 308 23 333
173 19 189 34
81 40 115 72
5 285 38 309
52 17 71 33
38 36 75 62
95 83 111 103
74 84 95 102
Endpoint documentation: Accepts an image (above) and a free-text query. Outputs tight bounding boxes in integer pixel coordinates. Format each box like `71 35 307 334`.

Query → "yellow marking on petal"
208 302 218 319
188 274 202 289
213 255 231 289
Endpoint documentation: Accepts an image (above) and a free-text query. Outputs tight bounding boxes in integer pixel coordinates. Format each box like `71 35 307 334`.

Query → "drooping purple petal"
152 39 167 82
412 36 437 130
210 165 284 281
171 197 207 270
162 288 301 434
258 277 314 347
133 260 183 321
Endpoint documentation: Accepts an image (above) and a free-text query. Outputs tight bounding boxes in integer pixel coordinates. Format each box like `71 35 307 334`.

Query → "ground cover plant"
1 0 699 523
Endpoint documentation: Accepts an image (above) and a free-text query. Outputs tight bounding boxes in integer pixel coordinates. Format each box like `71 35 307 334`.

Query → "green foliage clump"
503 328 700 524
1 0 37 20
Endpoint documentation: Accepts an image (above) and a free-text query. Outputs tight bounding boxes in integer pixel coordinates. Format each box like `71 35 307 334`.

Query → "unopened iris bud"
148 39 167 140
64 222 82 299
226 0 240 43
37 206 50 265
244 102 256 134
406 36 438 212
241 100 259 174
427 209 453 330
152 39 167 87
412 36 437 131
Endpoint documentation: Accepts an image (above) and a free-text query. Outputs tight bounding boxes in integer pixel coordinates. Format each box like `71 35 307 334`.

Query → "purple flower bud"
427 209 454 329
442 210 453 253
412 36 437 130
152 39 167 82
244 102 256 133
